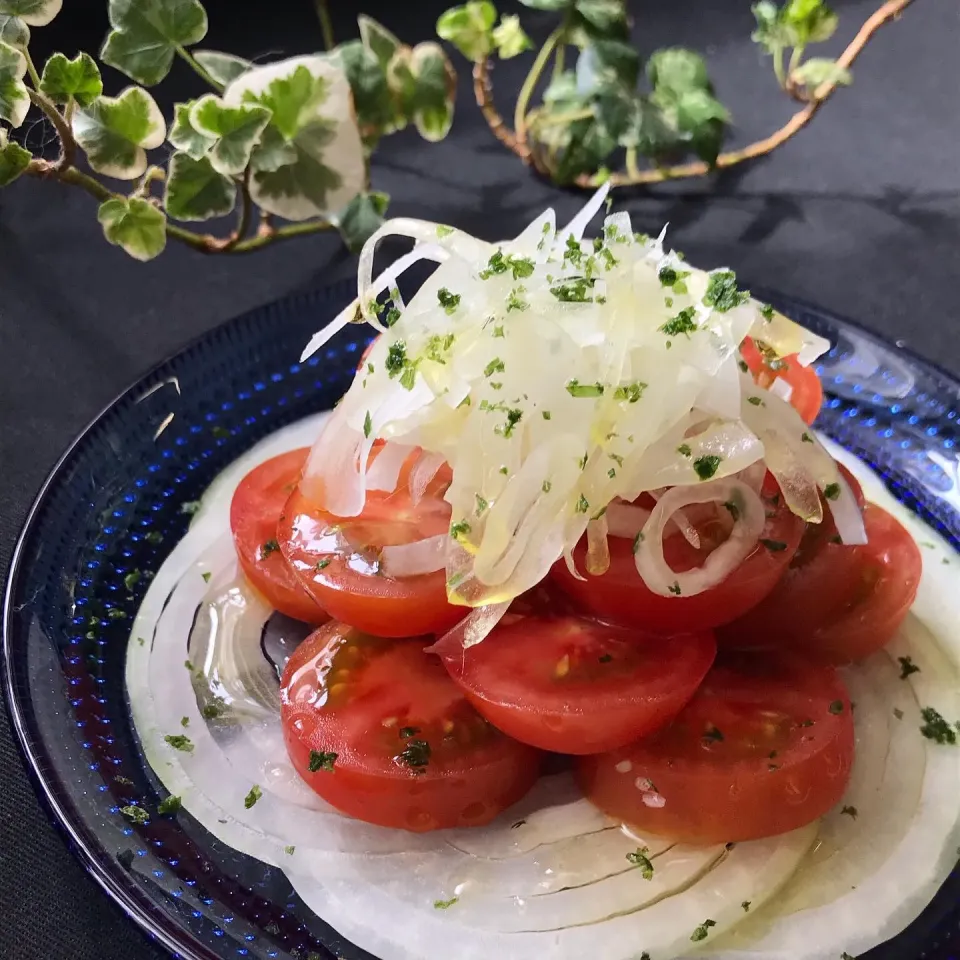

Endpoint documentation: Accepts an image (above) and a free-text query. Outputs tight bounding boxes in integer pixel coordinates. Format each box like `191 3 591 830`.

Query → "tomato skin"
550 474 805 634
741 337 824 425
278 448 463 638
719 503 921 663
281 622 540 831
440 615 716 754
577 654 855 843
230 448 329 624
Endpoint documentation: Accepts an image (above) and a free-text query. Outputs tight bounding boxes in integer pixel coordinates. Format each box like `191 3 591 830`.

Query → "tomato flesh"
230 448 328 623
741 337 824 425
577 653 855 843
551 474 805 634
439 615 716 754
278 448 463 637
719 503 921 663
281 622 540 831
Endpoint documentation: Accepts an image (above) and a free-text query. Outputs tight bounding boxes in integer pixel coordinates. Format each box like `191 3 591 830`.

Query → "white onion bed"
126 417 960 960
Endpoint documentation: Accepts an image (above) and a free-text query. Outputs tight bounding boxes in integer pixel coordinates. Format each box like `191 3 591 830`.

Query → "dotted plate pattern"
3 280 959 960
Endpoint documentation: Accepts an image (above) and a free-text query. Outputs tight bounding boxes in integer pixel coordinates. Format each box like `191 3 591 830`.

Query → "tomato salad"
231 357 918 843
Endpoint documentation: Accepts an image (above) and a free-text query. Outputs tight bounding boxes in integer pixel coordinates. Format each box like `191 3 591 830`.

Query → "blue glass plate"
3 281 959 960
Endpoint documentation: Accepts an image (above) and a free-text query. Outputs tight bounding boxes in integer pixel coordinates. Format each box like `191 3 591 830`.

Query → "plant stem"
219 171 253 251
315 0 335 52
787 44 804 77
21 46 41 88
773 46 786 88
231 219 334 253
27 89 75 170
175 46 224 92
474 0 914 189
552 43 566 81
514 27 563 146
625 147 640 180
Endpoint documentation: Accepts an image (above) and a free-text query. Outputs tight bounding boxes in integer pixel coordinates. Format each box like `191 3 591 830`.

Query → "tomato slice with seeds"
741 337 824 424
278 447 463 637
550 473 805 634
281 622 540 831
577 653 855 843
719 503 921 663
230 448 328 624
438 615 716 754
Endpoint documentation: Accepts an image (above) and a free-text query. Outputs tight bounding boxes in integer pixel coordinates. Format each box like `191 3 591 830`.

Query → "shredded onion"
605 501 651 539
408 449 446 505
635 478 766 597
366 442 415 492
380 535 447 577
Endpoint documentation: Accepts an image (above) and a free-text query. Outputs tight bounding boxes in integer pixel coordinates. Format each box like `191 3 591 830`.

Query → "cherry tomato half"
719 503 921 663
551 474 805 634
741 337 824 425
281 622 540 831
230 448 328 623
439 614 716 754
279 448 463 638
577 653 855 843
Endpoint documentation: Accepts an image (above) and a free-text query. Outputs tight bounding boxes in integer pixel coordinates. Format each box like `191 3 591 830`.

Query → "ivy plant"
436 0 913 188
0 0 456 259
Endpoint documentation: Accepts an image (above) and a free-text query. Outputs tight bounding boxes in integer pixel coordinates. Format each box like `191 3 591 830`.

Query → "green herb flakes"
433 897 459 909
575 494 590 514
747 396 764 406
475 495 489 516
181 501 202 515
397 738 431 771
824 483 841 501
506 286 529 312
828 700 845 715
450 519 472 541
566 379 604 398
802 432 814 443
484 357 505 377
893 707 904 720
668 582 682 596
244 785 262 809
632 531 644 554
760 539 788 552
898 656 920 679
626 847 654 880
308 750 338 772
399 726 420 739
124 570 141 591
436 224 454 238
260 539 279 559
164 734 194 753
363 411 372 438
660 307 698 337
613 381 647 403
550 278 595 303
760 303 775 321
158 795 182 816
316 558 331 571
542 480 552 493
690 919 717 942
693 455 722 480
742 901 751 912
180 716 190 728
840 805 858 819
703 271 748 312
702 725 724 743
541 410 552 420
437 287 460 314
920 707 958 745
284 844 296 855
677 444 692 458
121 805 150 825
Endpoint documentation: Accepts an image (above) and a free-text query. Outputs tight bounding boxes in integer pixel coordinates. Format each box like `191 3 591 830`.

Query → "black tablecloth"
1 1 957 956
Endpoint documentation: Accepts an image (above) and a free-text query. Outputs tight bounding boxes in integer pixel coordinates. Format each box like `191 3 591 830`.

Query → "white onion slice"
635 478 765 597
366 442 416 492
409 449 446 505
605 501 651 539
380 535 447 577
827 470 868 545
770 377 794 402
557 182 610 244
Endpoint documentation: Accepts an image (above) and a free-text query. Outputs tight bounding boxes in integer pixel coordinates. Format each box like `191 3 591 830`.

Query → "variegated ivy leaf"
388 42 456 142
72 86 166 179
0 14 29 46
168 100 215 159
0 0 61 27
224 55 364 221
0 125 31 185
101 0 208 87
0 40 28 127
190 94 271 176
436 2 496 62
97 196 166 261
193 49 251 87
164 151 236 222
337 190 389 253
358 15 401 69
39 52 103 107
338 39 399 138
492 15 532 59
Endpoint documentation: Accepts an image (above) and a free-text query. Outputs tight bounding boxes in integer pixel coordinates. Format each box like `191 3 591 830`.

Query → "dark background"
1 0 957 956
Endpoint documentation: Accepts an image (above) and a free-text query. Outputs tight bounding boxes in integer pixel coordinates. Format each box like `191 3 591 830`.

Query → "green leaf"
97 196 166 261
626 97 681 157
0 0 60 27
574 0 628 39
72 86 166 179
675 87 728 164
594 83 635 142
751 0 789 54
647 47 710 94
792 56 850 88
168 100 215 159
358 14 402 69
543 70 581 109
409 42 456 141
101 0 208 87
492 14 531 60
193 49 251 86
339 39 397 136
0 126 30 185
164 151 236 221
0 14 29 46
590 39 640 87
534 111 615 184
783 0 837 44
436 1 496 62
225 55 364 221
39 52 102 107
516 0 569 10
190 93 271 176
0 40 29 127
337 190 389 252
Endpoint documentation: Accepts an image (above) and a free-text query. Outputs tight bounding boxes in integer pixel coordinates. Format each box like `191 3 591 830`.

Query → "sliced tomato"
438 615 716 754
789 463 865 566
718 503 921 663
281 622 540 831
278 448 462 637
577 653 855 843
550 473 805 634
741 337 823 424
230 448 328 624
